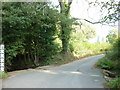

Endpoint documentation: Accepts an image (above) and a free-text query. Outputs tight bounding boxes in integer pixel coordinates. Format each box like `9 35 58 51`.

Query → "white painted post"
118 1 120 38
0 44 4 72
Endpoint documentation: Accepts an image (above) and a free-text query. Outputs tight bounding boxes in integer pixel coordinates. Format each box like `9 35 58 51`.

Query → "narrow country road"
2 54 106 88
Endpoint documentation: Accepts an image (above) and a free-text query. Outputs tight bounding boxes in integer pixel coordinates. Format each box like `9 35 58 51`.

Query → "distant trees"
106 29 118 44
71 24 96 42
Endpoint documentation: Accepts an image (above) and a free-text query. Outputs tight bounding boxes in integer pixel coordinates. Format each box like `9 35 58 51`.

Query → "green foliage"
80 24 96 40
71 24 96 42
40 21 109 65
2 2 111 71
107 78 120 88
106 29 118 44
89 0 119 24
69 24 110 57
58 15 75 52
0 71 8 79
2 2 60 71
97 38 120 70
107 38 120 61
58 1 74 53
47 42 110 66
97 57 118 70
43 51 76 65
2 2 76 71
71 42 110 58
97 38 120 88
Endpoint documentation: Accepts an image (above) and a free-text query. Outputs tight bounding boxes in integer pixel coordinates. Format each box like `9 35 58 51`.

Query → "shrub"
107 78 120 88
97 57 118 70
97 38 120 88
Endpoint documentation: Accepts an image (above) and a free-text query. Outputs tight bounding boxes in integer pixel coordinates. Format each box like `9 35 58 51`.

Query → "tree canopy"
2 1 109 71
2 2 60 70
88 0 119 25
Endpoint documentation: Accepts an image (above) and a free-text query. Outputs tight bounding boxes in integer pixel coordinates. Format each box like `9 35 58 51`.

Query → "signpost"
0 44 4 72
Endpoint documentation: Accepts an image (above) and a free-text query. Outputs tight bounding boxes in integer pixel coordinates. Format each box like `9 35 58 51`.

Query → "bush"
97 38 120 88
107 78 120 88
97 57 118 70
97 38 120 70
70 41 110 58
2 2 61 71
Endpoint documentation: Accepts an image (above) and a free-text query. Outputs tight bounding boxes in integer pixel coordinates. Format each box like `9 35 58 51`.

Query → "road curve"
2 54 106 88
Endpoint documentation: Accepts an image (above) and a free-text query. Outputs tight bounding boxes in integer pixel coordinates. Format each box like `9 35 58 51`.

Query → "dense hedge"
97 38 120 88
2 2 61 71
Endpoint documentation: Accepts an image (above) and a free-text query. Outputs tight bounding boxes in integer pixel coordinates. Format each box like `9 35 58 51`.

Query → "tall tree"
58 0 73 53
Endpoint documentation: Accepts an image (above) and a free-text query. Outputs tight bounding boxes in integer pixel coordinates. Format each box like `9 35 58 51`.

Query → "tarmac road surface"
2 54 106 88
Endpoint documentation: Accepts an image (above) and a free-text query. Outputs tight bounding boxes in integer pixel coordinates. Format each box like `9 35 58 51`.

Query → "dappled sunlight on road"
38 70 83 75
94 80 100 82
40 70 58 74
3 55 105 88
36 69 101 78
71 71 82 74
90 74 100 77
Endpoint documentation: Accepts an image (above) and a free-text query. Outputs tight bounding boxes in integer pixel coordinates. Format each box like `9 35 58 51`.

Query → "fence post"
0 44 4 72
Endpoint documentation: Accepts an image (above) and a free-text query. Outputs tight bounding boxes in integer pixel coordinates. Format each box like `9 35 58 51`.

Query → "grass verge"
107 78 120 88
43 50 105 66
97 56 120 88
0 71 8 79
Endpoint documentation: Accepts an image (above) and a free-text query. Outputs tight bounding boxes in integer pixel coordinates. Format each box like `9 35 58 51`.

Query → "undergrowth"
44 42 110 65
107 78 120 88
0 71 8 79
97 38 120 88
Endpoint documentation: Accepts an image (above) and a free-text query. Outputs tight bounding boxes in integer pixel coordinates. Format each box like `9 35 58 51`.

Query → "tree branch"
84 19 103 24
58 0 64 13
73 18 103 24
65 0 73 15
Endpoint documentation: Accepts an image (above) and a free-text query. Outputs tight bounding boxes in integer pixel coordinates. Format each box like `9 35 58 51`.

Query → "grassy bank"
42 42 110 66
97 57 120 88
0 71 8 79
97 38 120 88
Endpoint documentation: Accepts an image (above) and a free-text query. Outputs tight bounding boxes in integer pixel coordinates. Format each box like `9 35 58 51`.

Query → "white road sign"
0 44 4 72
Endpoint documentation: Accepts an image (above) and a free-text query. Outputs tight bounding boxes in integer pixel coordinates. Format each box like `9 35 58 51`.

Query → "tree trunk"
58 0 73 53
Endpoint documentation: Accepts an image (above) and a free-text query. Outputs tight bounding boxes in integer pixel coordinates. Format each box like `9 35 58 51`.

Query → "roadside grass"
97 55 120 88
70 42 110 58
97 56 120 88
96 38 120 88
97 57 119 70
0 71 8 79
107 78 120 88
44 42 110 66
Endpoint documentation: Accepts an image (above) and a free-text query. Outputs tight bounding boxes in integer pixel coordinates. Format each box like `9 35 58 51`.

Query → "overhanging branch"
73 18 104 24
84 19 103 24
73 18 117 27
